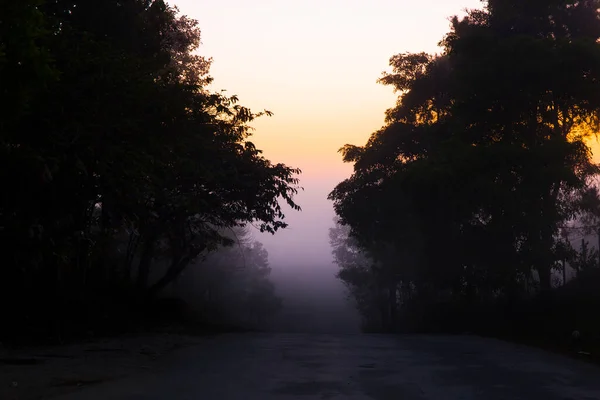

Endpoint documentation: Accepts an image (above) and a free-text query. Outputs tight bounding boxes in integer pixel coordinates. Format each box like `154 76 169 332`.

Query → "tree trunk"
538 266 551 291
148 245 206 296
97 201 111 282
388 281 397 332
378 284 388 332
379 303 388 332
597 226 600 268
136 232 158 291
125 231 140 280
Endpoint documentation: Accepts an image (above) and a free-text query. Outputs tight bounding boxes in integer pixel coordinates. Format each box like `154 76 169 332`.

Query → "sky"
171 0 600 272
171 0 487 269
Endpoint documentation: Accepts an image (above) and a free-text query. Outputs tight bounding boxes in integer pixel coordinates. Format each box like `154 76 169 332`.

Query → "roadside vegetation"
0 0 300 344
330 0 600 359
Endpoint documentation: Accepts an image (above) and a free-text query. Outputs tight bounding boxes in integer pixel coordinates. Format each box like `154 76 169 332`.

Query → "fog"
267 265 361 333
253 175 361 334
154 173 362 335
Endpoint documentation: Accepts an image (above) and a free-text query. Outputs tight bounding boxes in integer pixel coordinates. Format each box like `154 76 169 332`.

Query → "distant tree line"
330 0 600 349
168 227 282 330
0 0 300 343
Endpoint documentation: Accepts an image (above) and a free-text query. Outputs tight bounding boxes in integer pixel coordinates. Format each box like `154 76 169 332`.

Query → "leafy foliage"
171 227 282 329
0 0 300 343
330 0 600 333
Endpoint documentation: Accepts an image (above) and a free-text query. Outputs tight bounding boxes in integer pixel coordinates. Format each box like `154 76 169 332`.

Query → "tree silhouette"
330 0 600 334
0 0 300 343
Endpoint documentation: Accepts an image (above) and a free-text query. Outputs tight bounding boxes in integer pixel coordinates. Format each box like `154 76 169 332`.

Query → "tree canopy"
0 0 300 343
329 0 600 333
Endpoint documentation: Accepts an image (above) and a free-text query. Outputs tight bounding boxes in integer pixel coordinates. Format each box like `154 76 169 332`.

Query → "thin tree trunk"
136 232 158 291
97 201 111 282
148 245 206 296
125 231 140 280
388 281 397 332
538 266 551 291
597 226 600 268
378 284 388 332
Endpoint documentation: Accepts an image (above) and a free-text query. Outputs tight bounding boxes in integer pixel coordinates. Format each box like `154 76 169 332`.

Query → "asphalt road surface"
57 333 600 400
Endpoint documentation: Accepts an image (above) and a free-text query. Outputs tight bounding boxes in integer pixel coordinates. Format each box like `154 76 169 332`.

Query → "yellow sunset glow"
170 0 600 265
172 0 483 178
589 138 600 162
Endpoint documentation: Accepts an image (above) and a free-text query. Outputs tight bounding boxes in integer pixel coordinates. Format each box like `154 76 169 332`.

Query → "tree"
0 0 300 342
173 227 282 329
571 239 599 276
329 218 392 331
330 0 600 332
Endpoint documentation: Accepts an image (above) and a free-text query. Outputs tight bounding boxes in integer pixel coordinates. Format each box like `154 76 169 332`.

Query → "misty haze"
3 0 600 399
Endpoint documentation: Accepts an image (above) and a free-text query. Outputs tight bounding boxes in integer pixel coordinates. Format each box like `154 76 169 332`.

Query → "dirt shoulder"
0 331 206 400
496 335 600 368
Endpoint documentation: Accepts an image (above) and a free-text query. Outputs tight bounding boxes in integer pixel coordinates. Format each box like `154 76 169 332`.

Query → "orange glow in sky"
173 0 484 177
590 139 600 163
170 0 600 267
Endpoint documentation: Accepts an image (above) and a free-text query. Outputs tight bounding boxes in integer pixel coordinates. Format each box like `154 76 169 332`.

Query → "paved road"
57 333 600 399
